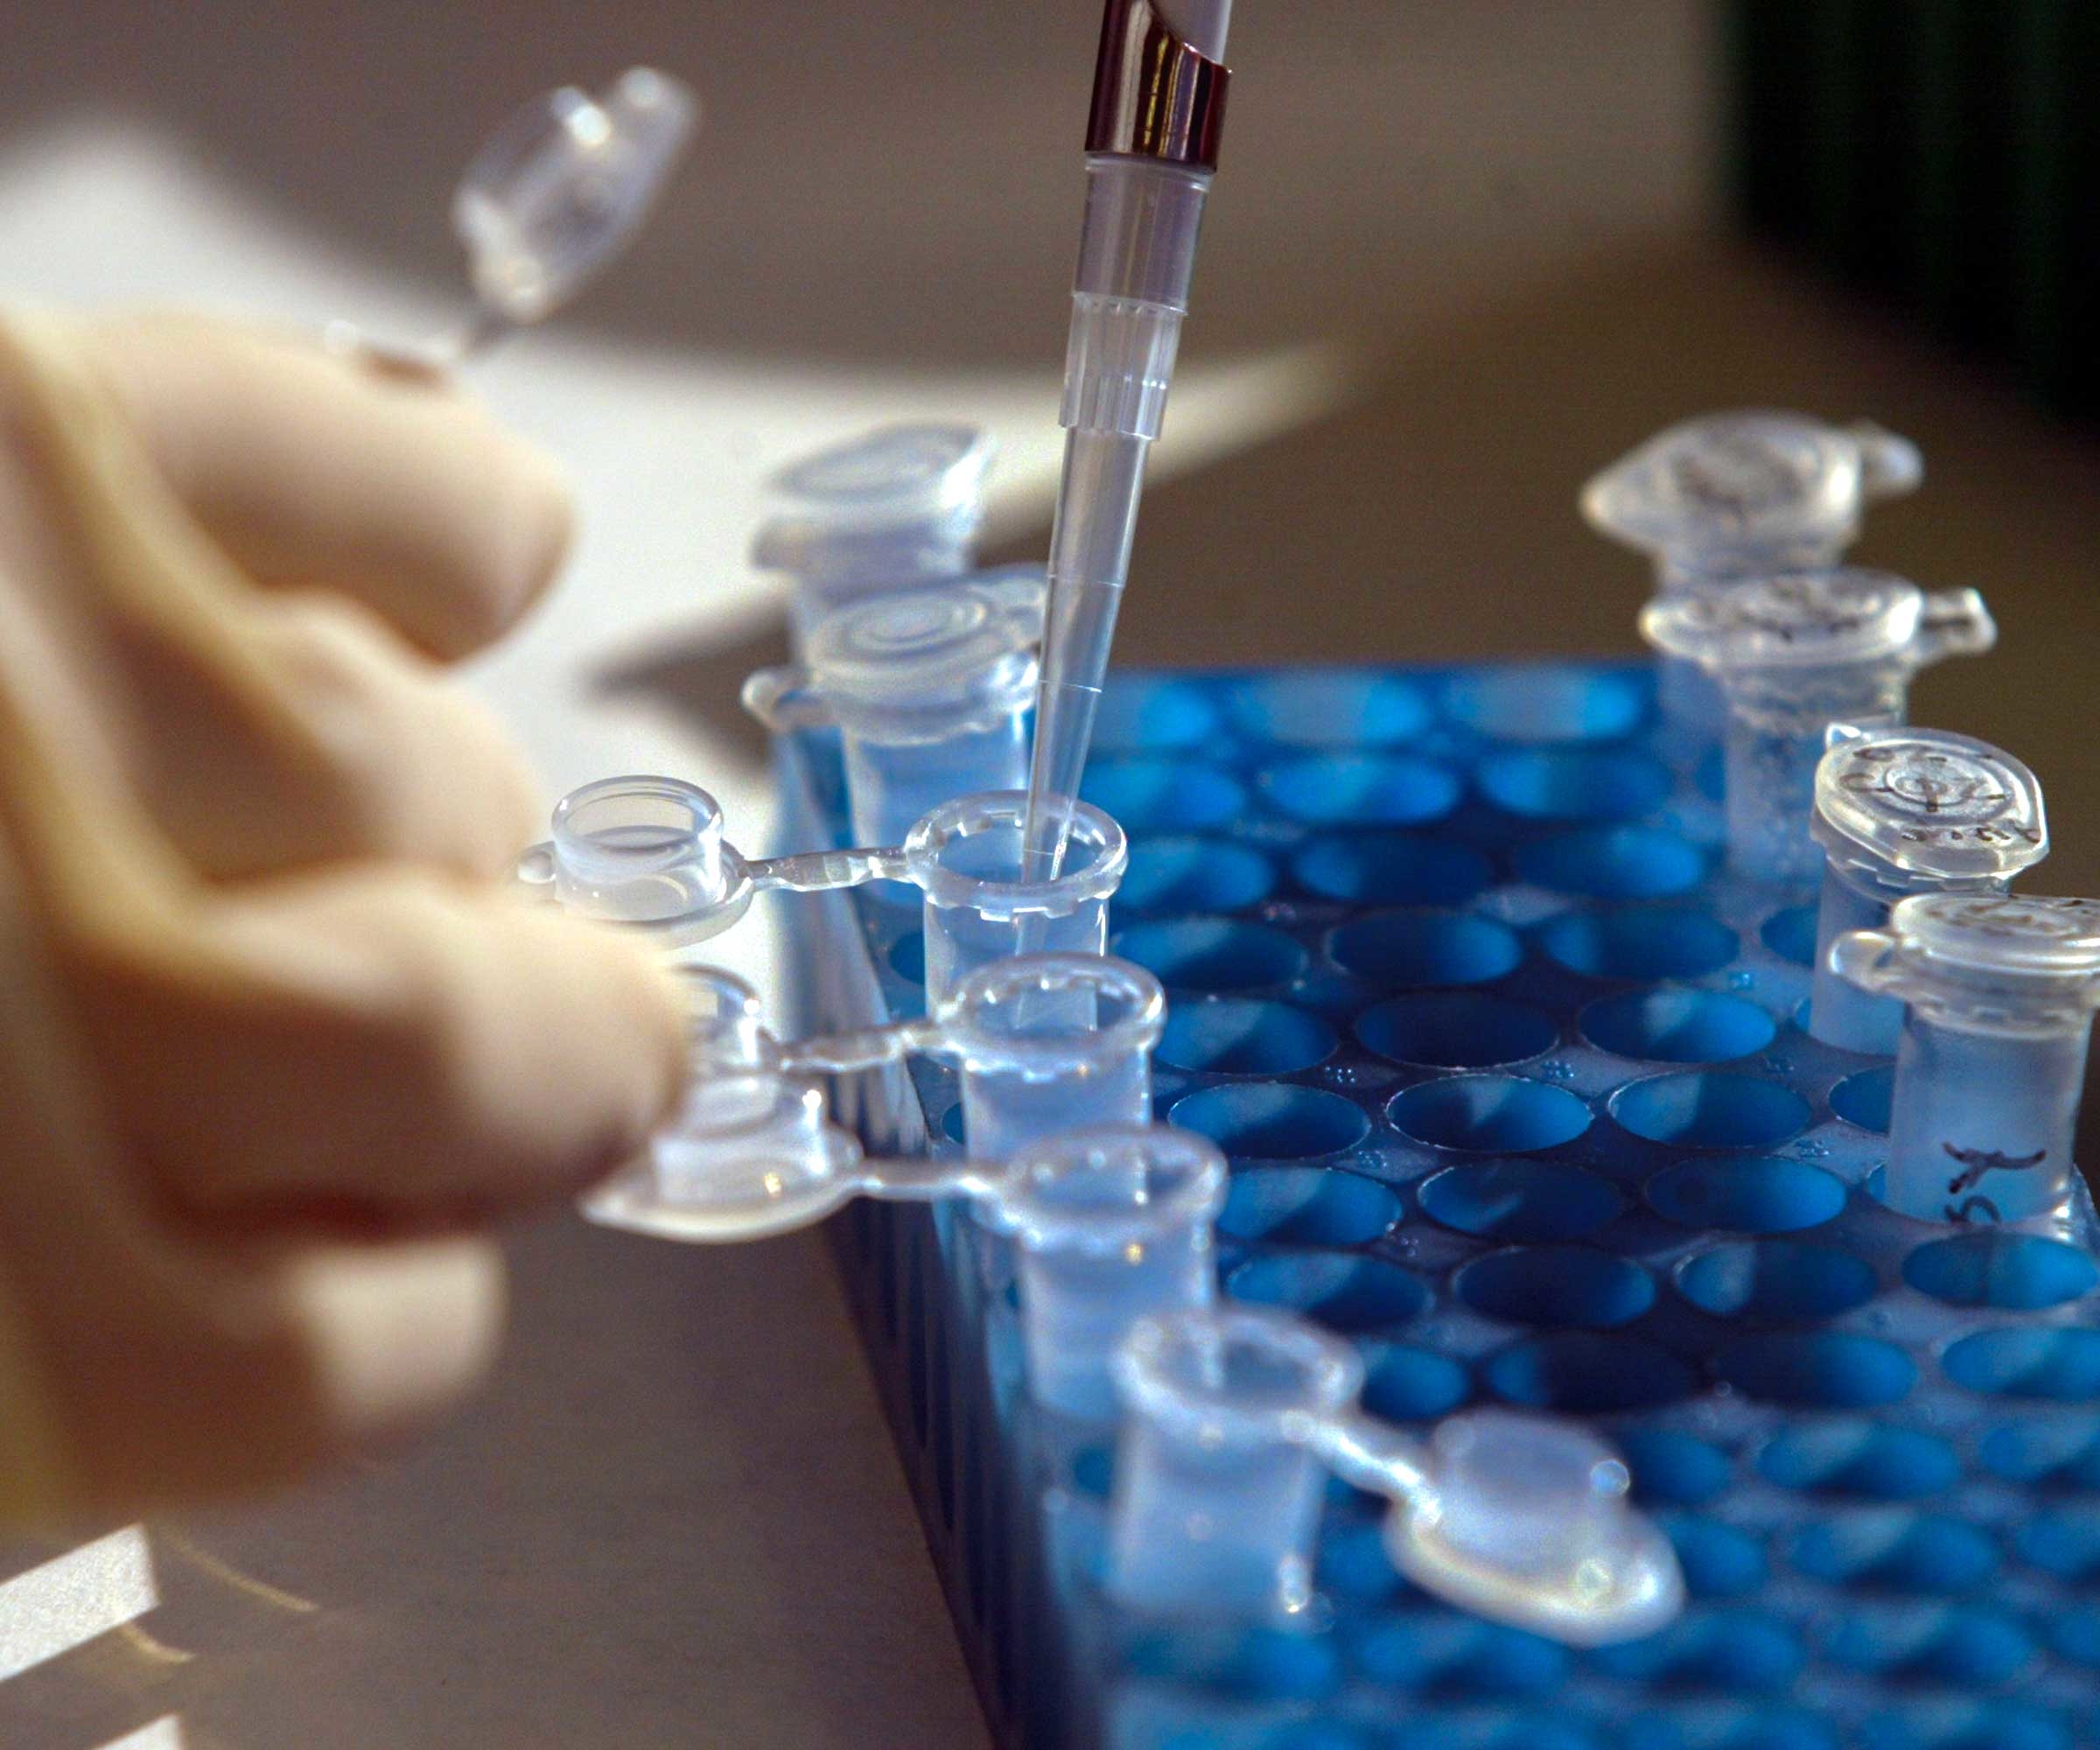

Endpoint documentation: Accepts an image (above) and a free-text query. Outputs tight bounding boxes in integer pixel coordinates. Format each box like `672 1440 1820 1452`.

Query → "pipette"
1018 0 1236 884
327 66 698 373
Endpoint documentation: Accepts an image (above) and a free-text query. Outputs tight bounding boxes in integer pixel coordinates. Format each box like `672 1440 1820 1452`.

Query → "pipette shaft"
1019 0 1233 883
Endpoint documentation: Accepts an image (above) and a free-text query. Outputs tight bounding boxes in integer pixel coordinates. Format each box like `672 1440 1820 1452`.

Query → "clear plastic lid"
1813 724 2048 882
806 569 1044 704
453 67 697 327
1583 410 1922 563
1388 1410 1681 1648
1888 893 2100 982
1641 569 1992 674
752 424 997 572
584 1074 867 1242
521 775 756 946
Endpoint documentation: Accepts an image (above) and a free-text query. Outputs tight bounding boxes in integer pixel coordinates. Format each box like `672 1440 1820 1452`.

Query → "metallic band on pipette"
1086 0 1232 167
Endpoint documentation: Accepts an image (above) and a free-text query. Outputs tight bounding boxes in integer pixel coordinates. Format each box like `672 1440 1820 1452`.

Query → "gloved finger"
87 312 572 661
114 588 542 882
69 867 688 1218
0 897 506 1521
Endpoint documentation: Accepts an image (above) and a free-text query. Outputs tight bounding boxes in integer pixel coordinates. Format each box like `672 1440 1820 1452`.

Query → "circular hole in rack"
1114 918 1309 992
1645 1155 1847 1234
1789 1515 1999 1593
1579 987 1776 1063
1903 1233 2099 1311
1976 1414 2100 1484
1329 909 1522 988
1444 665 1647 744
1125 1625 1345 1704
1676 1240 1879 1320
1475 746 1671 822
1159 998 1338 1076
1611 1072 1810 1151
1755 1419 1961 1499
1215 1166 1402 1247
1510 827 1707 900
1359 1342 1472 1421
1172 1083 1370 1159
1829 1065 1894 1134
1942 1326 2100 1401
1539 905 1739 982
1665 1515 1769 1599
888 930 926 984
1228 671 1432 748
1355 993 1557 1070
1456 1245 1656 1328
1259 754 1463 828
1759 905 1819 968
1418 1160 1623 1242
1714 1333 1916 1408
1614 1427 1734 1506
1388 1074 1592 1152
1225 1252 1430 1333
1091 677 1220 752
1291 832 1494 907
1119 836 1277 915
1082 758 1245 832
1484 1333 1696 1412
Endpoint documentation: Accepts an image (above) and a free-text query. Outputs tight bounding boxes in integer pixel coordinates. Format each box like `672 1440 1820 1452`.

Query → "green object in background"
1726 0 2100 416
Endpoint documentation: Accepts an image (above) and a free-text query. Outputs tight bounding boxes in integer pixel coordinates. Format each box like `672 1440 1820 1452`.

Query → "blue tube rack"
773 661 2100 1750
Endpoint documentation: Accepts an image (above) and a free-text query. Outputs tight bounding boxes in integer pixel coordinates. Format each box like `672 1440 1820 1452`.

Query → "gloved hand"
0 310 686 1522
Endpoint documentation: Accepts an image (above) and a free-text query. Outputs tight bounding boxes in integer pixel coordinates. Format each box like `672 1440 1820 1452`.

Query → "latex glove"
0 310 685 1522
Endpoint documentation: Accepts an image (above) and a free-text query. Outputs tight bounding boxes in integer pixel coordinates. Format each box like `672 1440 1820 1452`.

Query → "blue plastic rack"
774 660 2100 1750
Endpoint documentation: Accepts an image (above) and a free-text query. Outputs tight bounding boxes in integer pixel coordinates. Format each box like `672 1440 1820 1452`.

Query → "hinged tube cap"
1814 724 2048 886
1642 569 1992 677
454 68 697 326
1835 893 2100 1028
1583 410 1922 570
751 424 996 576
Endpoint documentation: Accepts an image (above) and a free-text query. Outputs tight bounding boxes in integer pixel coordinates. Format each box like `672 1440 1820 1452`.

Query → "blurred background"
2 2 2099 1746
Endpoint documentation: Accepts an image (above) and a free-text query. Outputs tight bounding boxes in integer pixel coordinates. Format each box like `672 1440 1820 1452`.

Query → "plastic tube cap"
752 424 996 572
453 68 697 326
1813 724 2048 883
806 569 1044 704
1389 1410 1684 1648
1583 410 1922 563
1834 894 2100 1030
1642 569 1992 676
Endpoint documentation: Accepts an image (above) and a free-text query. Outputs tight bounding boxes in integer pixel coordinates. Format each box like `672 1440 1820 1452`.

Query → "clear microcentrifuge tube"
588 1100 1225 1417
518 778 1126 1004
1583 411 1922 738
1831 893 2100 1223
1107 1306 1684 1645
743 570 1045 852
1641 570 1995 886
905 792 1126 1010
780 953 1166 1165
751 424 998 648
1807 724 2047 1054
984 1126 1226 1418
